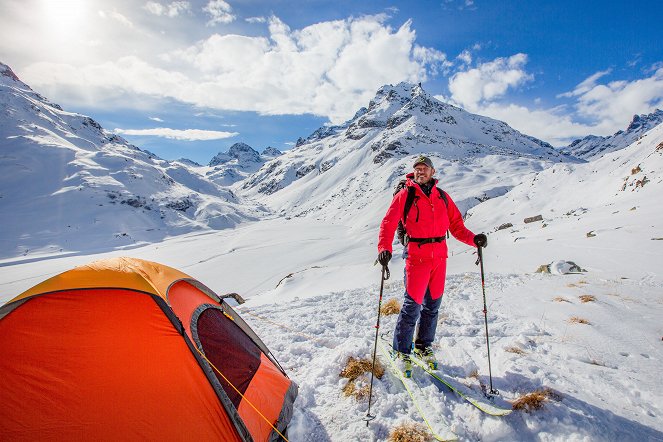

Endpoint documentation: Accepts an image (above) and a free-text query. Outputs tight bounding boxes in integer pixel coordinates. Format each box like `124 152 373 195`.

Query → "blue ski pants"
392 279 443 354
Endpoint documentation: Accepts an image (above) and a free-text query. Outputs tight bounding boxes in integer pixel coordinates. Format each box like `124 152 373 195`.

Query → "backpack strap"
403 186 417 223
436 187 448 208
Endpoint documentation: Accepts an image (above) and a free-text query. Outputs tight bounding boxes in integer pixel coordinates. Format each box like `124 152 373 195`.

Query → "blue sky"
1 0 662 164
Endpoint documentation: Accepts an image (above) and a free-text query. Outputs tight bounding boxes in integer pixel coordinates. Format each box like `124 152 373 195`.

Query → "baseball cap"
413 155 434 169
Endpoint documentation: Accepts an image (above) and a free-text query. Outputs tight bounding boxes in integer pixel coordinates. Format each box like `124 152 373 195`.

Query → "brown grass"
340 357 384 380
512 388 560 412
553 296 571 303
340 357 384 400
579 295 596 303
567 280 589 288
381 298 402 316
468 369 480 380
505 346 527 355
388 423 433 442
568 316 591 325
342 381 371 400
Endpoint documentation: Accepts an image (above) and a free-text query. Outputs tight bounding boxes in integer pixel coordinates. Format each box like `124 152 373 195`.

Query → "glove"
474 233 487 248
377 250 392 267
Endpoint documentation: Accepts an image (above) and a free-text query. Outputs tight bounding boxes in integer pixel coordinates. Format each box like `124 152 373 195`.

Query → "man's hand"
377 250 392 267
474 233 488 248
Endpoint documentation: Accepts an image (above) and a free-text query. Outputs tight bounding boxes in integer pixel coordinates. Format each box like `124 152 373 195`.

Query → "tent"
0 257 297 441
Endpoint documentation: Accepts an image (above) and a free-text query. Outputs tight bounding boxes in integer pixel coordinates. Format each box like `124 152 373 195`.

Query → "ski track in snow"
240 272 663 441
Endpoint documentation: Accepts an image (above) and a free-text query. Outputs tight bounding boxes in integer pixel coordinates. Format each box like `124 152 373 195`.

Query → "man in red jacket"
377 155 487 376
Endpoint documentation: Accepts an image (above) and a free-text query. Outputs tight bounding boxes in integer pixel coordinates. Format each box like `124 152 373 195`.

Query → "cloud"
571 66 663 132
557 69 612 98
203 0 236 26
18 13 448 124
149 116 164 122
143 1 191 18
448 53 533 111
245 16 266 24
24 15 446 124
113 127 239 141
99 10 134 27
442 56 663 145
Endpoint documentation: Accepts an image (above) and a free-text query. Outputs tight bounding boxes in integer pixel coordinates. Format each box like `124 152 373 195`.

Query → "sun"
38 0 89 39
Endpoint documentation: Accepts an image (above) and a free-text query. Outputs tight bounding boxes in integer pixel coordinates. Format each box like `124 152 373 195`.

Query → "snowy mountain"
564 109 663 160
239 82 579 228
467 118 663 277
0 62 263 259
202 142 283 186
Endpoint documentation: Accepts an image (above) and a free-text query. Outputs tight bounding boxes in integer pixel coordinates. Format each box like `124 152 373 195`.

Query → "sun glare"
39 0 88 39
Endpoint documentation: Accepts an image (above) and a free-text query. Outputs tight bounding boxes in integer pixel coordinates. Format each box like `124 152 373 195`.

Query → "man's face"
413 164 434 185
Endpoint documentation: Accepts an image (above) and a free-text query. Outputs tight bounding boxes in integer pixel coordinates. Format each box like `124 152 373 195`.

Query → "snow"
2 69 663 440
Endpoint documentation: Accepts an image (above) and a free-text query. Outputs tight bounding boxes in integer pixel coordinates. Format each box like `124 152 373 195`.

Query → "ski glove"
474 233 488 248
377 250 392 267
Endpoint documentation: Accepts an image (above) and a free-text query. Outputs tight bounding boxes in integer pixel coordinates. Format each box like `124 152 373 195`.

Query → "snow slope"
0 62 264 258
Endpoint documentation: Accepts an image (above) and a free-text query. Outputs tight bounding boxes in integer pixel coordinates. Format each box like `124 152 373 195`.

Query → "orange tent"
0 257 297 441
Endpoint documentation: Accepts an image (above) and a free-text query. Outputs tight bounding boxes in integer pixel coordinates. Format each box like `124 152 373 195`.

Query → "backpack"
394 179 449 245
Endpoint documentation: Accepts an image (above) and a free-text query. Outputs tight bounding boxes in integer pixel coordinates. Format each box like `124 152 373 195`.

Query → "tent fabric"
0 257 297 442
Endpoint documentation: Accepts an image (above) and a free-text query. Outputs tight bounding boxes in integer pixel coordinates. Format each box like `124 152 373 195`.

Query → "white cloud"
114 127 238 141
203 0 235 26
105 10 134 27
572 67 663 132
19 14 447 124
448 53 532 111
442 56 663 145
557 69 612 98
456 50 472 66
144 1 191 18
149 116 164 122
245 16 266 24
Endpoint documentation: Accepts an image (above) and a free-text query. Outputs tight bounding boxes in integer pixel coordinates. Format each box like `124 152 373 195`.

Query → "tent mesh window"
195 307 262 407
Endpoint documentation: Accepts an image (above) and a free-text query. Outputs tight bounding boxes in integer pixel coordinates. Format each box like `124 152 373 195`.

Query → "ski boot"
414 346 438 370
392 351 413 378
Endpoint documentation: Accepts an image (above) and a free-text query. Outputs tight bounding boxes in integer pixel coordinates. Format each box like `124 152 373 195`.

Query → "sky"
1 0 662 164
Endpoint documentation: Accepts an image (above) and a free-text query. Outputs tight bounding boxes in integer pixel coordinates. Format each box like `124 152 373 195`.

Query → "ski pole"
364 264 389 425
477 246 499 397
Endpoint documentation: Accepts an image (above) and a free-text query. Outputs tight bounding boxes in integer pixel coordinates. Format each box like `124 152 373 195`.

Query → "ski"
408 353 513 416
377 338 458 441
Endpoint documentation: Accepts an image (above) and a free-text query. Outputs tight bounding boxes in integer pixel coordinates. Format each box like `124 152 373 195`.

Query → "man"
377 155 487 376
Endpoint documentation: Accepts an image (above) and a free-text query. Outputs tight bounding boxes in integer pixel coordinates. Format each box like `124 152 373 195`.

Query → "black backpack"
394 180 449 245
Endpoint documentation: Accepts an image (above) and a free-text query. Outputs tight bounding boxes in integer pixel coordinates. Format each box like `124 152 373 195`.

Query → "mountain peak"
565 108 663 160
626 109 663 132
0 62 20 82
262 146 282 157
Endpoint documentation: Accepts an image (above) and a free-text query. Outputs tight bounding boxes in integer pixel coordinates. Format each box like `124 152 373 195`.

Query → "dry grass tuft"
388 423 433 442
553 296 571 303
342 381 370 400
579 295 596 303
340 357 384 381
568 316 591 325
468 369 480 380
381 298 402 316
340 357 384 400
505 346 527 355
512 388 559 412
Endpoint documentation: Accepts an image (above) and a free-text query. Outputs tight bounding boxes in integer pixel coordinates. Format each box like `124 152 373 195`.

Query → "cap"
413 155 434 169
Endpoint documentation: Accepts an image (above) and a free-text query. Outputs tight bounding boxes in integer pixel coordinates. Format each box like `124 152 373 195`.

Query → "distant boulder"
536 261 586 274
524 215 543 224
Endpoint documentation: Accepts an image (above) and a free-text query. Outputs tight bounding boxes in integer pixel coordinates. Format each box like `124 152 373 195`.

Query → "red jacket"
378 175 476 260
